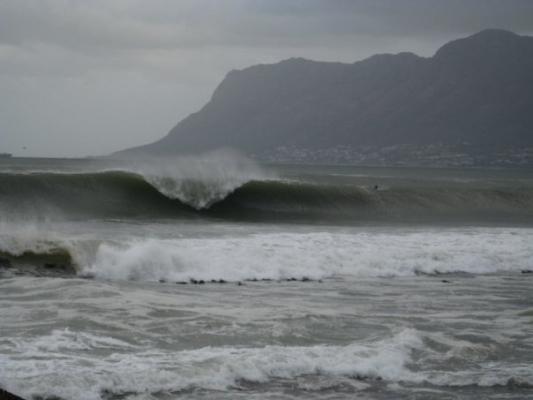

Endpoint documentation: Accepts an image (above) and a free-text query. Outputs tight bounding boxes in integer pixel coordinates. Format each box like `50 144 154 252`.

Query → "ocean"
1 153 532 400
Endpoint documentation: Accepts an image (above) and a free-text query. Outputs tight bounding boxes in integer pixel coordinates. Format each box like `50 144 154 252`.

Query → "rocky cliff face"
118 29 533 159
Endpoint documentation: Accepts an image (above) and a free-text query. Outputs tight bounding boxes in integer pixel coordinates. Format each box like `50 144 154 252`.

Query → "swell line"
1 171 533 223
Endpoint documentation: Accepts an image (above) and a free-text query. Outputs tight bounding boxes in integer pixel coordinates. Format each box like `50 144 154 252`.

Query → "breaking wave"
1 169 533 223
1 229 532 282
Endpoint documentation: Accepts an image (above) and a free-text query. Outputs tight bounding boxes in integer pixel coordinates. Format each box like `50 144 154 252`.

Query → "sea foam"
2 227 532 282
81 228 533 282
0 328 423 400
2 326 531 400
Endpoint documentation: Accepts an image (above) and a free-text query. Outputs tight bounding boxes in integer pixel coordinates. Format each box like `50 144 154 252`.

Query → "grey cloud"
0 0 212 51
3 0 532 55
251 0 533 34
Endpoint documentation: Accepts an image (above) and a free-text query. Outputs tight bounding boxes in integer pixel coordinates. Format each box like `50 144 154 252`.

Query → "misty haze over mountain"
118 29 533 166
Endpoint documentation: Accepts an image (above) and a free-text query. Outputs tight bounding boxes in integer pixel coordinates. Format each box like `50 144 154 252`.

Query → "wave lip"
136 150 272 209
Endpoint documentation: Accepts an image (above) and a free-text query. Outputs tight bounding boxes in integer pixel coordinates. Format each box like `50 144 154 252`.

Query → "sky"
1 0 533 157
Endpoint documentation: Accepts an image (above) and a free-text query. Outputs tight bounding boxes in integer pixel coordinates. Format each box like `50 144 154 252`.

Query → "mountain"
117 29 533 163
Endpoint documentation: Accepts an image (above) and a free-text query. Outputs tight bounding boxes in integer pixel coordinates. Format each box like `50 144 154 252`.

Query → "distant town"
256 144 533 167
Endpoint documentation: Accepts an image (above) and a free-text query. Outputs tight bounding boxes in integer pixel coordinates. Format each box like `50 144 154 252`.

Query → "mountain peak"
434 28 528 60
471 28 519 38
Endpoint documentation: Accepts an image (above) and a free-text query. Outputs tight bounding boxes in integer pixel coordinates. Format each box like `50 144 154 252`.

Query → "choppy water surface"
1 156 532 400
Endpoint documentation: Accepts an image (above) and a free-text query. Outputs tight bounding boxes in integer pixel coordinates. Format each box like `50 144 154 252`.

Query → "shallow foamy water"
1 223 533 400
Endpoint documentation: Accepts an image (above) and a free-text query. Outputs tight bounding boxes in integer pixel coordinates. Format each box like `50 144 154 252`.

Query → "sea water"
0 155 532 399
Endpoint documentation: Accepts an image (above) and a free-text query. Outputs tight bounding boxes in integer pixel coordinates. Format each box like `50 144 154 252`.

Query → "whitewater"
1 154 533 400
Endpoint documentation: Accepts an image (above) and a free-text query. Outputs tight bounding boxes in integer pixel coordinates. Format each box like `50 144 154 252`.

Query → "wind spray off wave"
136 149 272 209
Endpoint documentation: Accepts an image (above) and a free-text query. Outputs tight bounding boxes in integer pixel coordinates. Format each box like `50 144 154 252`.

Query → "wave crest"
136 149 271 209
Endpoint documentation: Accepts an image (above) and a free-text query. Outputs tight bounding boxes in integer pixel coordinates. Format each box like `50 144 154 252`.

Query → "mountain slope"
118 29 533 158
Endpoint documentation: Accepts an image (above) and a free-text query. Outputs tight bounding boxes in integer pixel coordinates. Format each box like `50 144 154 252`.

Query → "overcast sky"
1 0 533 157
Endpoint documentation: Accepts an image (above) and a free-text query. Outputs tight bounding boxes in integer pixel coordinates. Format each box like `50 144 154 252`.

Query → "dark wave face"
0 171 195 219
1 170 533 224
210 179 533 223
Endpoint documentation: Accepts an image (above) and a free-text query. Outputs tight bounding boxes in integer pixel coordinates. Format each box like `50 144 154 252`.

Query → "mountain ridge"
117 29 533 162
